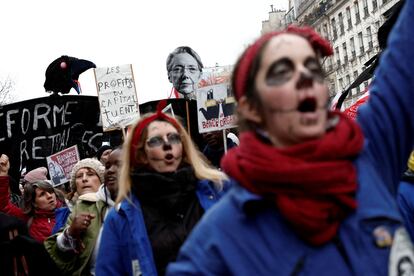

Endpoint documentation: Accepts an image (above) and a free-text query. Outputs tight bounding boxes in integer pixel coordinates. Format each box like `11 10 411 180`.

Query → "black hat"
95 145 112 161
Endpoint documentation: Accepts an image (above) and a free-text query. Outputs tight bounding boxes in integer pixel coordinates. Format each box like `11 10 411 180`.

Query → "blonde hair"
116 113 228 204
408 151 414 171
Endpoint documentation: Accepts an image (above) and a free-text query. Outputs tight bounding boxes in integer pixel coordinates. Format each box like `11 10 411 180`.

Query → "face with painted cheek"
253 34 329 147
168 53 201 96
143 121 183 173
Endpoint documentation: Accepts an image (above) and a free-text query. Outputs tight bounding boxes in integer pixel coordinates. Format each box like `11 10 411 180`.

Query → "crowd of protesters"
1 0 414 275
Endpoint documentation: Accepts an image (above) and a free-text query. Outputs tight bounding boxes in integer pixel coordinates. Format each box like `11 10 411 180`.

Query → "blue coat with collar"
167 1 414 275
95 179 229 276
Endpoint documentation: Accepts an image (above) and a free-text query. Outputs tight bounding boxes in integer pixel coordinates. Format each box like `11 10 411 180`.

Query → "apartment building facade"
263 0 400 108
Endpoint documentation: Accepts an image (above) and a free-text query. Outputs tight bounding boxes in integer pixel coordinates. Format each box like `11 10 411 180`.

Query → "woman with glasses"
166 46 203 100
96 101 229 275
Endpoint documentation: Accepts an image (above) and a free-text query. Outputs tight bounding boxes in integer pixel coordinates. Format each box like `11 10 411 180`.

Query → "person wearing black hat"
95 145 112 166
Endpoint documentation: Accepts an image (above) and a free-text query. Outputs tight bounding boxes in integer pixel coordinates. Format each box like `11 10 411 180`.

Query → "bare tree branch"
0 77 15 106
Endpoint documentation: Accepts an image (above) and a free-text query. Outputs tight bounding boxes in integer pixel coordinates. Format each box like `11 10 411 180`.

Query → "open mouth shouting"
297 97 317 113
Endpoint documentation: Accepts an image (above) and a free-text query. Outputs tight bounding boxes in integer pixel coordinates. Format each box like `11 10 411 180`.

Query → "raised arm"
0 154 26 221
357 0 414 195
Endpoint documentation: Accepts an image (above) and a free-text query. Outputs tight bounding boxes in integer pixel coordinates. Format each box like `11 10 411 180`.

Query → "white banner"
94 64 140 131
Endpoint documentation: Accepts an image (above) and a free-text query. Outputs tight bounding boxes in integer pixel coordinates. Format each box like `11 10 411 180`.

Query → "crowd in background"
1 0 414 275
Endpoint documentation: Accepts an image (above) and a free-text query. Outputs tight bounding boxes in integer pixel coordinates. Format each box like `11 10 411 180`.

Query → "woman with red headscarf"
168 1 414 275
96 104 229 275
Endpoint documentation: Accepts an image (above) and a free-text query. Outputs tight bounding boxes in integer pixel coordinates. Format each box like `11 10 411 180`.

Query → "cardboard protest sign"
94 64 140 131
0 95 106 192
197 83 237 133
46 145 80 186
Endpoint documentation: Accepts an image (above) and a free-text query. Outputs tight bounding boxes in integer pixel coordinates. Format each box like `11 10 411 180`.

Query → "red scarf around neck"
221 111 364 245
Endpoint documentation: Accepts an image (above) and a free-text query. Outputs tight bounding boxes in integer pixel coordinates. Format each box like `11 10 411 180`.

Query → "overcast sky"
0 0 288 104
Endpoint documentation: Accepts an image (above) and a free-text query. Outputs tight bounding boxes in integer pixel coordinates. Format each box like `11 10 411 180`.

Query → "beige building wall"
261 6 286 34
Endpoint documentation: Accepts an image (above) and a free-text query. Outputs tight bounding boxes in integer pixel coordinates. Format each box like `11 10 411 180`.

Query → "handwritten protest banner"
46 145 80 186
197 83 237 133
0 95 105 192
94 64 140 131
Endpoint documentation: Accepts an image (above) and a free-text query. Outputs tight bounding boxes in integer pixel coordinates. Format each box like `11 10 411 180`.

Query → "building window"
355 1 361 24
372 0 378 11
346 7 352 30
326 56 333 72
363 0 369 18
323 23 328 39
339 12 345 35
382 0 389 6
358 32 364 55
335 47 340 67
331 18 338 40
339 78 344 90
375 20 380 31
353 71 360 94
342 42 348 65
350 37 356 59
367 27 373 50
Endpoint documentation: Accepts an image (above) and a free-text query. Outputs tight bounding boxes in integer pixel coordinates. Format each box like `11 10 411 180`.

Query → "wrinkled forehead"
147 120 178 136
260 33 317 66
172 53 199 67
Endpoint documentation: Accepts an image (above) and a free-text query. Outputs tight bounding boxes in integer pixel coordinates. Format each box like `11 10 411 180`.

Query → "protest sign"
46 145 80 186
0 95 105 191
94 64 140 131
196 83 236 133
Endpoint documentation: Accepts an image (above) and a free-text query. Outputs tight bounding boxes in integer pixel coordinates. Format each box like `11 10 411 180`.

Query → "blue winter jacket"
398 179 414 241
167 1 414 275
95 179 230 276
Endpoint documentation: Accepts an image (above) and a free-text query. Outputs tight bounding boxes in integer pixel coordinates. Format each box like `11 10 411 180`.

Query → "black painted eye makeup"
265 58 294 86
304 57 324 81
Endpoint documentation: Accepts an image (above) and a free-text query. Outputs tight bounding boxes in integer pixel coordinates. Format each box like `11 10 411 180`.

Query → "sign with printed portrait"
46 145 80 186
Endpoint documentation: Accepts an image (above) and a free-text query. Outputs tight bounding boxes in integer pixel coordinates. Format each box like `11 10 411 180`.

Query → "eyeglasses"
146 133 182 148
170 66 200 75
